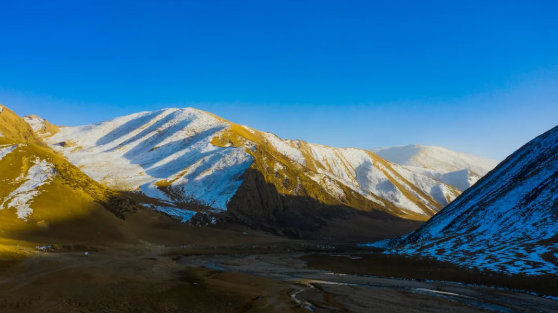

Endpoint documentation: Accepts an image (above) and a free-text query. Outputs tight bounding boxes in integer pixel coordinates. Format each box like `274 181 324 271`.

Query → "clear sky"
1 0 557 160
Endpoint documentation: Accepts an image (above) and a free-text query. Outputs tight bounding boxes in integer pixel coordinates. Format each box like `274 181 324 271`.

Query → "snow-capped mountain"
23 115 59 137
43 108 461 236
370 125 558 275
372 145 499 191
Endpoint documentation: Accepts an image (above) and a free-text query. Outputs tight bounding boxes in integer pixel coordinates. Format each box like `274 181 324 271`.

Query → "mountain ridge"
38 107 465 239
369 125 558 275
372 144 499 191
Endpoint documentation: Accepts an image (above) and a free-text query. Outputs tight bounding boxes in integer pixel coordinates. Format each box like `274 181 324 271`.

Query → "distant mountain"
23 115 59 137
40 108 462 239
370 125 558 275
372 145 499 191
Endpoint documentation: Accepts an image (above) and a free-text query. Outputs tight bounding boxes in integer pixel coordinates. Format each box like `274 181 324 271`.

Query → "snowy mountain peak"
23 114 59 137
23 115 46 131
371 144 499 191
372 144 498 175
44 107 463 228
48 108 249 210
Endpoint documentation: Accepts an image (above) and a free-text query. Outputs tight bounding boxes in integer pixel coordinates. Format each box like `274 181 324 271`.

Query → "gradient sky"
1 0 557 160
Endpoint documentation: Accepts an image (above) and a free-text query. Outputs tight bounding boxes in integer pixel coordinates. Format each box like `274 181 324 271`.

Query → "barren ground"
1 231 557 313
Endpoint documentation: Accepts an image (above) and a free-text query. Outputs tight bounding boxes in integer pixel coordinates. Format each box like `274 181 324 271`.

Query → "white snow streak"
23 115 46 133
0 145 17 161
154 206 197 223
1 158 56 220
263 132 306 165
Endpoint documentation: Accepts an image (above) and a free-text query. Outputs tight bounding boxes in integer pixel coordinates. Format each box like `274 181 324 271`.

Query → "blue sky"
1 0 557 160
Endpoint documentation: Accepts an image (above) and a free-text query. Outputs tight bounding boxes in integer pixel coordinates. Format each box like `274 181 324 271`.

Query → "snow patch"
242 125 256 134
274 162 284 172
263 132 306 165
154 206 197 222
1 158 56 220
23 115 46 133
0 145 17 161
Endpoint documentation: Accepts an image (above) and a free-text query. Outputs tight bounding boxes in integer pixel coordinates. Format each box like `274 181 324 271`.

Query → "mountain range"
3 103 557 276
4 105 498 241
41 107 493 238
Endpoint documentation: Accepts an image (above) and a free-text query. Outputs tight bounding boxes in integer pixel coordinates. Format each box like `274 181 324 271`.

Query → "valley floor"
0 237 556 313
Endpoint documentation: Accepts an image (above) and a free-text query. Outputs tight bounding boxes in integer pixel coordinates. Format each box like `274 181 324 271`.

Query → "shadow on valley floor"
1 194 556 312
303 252 558 299
1 194 288 248
0 217 308 313
0 189 360 313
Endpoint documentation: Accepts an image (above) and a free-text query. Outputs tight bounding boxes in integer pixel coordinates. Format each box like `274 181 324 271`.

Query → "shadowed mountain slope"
370 125 558 275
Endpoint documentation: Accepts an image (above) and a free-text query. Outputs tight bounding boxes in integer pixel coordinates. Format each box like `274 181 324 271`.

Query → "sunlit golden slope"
0 105 42 144
0 105 140 245
23 114 60 137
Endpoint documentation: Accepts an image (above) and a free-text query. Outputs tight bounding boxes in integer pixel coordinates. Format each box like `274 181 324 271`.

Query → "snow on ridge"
372 144 498 175
263 132 306 165
0 157 55 220
391 165 458 207
404 166 477 192
372 144 498 192
165 147 253 210
303 144 451 215
23 115 46 133
47 107 253 211
241 125 257 134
